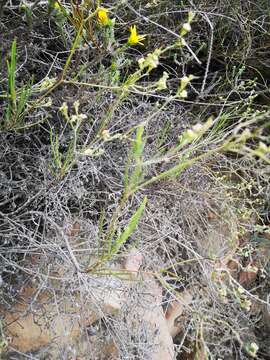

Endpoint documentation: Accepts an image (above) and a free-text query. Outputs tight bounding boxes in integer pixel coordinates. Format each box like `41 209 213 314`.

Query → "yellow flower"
97 8 109 26
128 25 146 46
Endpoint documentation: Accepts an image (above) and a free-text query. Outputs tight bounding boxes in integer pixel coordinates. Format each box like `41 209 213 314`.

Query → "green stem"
61 22 84 80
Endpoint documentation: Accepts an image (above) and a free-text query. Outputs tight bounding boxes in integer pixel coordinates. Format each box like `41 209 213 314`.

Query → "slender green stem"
61 22 84 79
136 143 229 192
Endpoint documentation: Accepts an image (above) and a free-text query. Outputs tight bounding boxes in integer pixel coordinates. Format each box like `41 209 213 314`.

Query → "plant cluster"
0 0 270 359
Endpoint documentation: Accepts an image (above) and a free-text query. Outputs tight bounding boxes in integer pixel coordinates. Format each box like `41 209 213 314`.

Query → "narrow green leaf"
16 81 32 122
111 197 147 255
8 39 17 105
129 124 145 190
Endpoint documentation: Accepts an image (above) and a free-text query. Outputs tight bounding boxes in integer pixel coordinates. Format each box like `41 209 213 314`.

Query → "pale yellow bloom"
97 8 109 26
188 11 196 23
178 89 188 98
128 25 146 46
156 71 169 90
138 49 161 71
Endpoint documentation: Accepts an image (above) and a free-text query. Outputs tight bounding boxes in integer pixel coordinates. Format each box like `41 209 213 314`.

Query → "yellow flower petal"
128 25 146 46
97 8 109 26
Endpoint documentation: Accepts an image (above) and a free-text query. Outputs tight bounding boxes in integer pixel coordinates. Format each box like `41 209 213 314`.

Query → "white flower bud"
181 23 191 36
